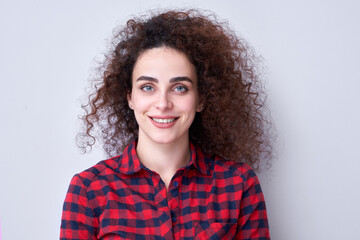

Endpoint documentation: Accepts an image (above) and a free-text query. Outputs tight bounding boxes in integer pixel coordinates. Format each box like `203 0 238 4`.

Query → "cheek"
180 96 199 113
132 94 149 110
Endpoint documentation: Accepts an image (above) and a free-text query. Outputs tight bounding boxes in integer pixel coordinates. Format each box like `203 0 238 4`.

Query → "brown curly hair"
78 9 274 170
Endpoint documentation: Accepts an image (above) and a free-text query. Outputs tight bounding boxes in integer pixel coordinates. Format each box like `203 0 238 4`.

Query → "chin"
148 132 188 145
151 136 178 145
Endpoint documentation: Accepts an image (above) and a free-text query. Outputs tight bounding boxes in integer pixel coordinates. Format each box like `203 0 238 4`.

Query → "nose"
155 91 172 111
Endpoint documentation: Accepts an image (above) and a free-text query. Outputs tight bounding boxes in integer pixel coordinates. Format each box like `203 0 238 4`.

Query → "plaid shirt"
60 141 270 239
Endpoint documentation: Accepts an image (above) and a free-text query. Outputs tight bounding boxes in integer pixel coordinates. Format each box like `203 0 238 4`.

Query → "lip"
148 115 179 128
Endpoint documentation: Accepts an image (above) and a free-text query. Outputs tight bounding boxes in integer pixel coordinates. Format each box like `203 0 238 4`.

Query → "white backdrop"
1 0 359 239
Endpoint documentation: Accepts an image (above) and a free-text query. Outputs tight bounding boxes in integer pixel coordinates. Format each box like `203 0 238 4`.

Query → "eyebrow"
136 76 193 83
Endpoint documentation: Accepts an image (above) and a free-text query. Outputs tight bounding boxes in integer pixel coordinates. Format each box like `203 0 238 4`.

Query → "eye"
141 85 154 92
174 85 188 93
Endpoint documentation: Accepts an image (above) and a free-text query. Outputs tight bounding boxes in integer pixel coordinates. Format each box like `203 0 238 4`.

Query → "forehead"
132 47 197 81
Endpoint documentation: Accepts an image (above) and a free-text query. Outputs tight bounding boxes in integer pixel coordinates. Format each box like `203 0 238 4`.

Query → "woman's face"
128 47 202 145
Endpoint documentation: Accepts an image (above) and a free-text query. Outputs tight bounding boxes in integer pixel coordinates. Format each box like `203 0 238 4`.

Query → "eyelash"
140 85 154 92
139 84 188 93
173 85 188 93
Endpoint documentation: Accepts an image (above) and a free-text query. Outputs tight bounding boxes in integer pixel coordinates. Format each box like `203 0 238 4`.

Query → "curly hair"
78 9 274 170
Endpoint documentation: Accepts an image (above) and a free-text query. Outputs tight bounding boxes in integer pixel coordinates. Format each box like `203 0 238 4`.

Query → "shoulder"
72 156 121 188
208 156 263 198
210 155 258 183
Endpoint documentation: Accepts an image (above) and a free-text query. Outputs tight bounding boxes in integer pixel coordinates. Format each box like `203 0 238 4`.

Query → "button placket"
168 176 182 228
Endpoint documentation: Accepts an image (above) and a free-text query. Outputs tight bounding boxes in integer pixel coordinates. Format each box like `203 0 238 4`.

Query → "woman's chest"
91 174 242 239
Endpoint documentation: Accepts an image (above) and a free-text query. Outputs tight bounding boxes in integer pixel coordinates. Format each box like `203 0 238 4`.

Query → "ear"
127 92 133 109
196 100 204 112
196 96 205 112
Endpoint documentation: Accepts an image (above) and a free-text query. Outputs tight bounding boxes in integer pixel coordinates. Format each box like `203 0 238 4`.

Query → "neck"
136 132 190 188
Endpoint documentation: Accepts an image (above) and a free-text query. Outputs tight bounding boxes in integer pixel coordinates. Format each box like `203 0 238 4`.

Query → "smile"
151 117 177 123
148 116 179 128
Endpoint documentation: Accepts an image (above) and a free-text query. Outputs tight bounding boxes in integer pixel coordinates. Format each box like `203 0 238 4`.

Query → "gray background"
1 0 359 239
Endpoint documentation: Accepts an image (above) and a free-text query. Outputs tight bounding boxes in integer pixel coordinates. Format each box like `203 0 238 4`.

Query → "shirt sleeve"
60 174 98 240
236 167 270 240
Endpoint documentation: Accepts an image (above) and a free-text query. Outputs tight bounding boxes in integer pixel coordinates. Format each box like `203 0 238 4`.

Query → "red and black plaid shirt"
60 140 270 239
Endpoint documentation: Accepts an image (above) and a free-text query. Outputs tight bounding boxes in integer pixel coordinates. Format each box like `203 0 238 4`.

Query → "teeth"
152 118 176 123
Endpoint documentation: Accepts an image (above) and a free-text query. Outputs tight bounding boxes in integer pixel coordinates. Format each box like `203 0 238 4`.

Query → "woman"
60 9 273 240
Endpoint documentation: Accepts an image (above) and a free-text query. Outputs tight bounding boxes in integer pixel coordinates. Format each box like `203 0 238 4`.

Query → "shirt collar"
188 141 211 176
116 139 211 176
116 140 142 175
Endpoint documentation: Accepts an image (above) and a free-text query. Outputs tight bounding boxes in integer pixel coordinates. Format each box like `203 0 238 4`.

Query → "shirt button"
173 181 179 187
171 211 177 222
